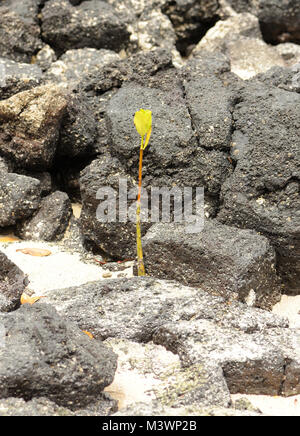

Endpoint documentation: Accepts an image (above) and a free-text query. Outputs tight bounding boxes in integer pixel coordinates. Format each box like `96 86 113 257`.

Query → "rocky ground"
0 0 300 416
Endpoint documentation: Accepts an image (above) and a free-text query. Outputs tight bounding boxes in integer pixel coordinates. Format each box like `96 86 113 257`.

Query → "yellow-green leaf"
134 109 152 137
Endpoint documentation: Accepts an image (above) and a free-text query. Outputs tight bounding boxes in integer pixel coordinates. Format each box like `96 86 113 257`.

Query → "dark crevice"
278 359 291 396
161 1 221 57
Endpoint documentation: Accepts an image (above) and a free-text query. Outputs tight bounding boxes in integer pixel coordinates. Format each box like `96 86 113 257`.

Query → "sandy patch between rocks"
0 238 133 295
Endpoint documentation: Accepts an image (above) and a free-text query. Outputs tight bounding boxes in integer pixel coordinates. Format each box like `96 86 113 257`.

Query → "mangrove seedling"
133 108 152 276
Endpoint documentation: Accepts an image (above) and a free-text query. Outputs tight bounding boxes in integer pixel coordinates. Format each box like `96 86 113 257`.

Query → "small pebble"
102 272 112 278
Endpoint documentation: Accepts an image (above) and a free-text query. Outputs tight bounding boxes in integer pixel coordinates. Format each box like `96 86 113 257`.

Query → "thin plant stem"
136 136 146 276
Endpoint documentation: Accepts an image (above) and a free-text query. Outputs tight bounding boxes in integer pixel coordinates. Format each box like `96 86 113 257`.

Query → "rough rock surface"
142 220 282 310
0 58 42 100
114 401 260 416
0 172 41 227
79 51 234 258
44 48 120 87
0 394 117 416
44 277 300 397
194 13 263 53
43 277 287 342
16 191 72 241
0 251 27 312
35 45 57 72
161 0 220 55
0 4 42 63
58 92 97 158
105 337 231 410
218 81 300 294
181 52 234 151
41 0 130 55
227 0 300 44
80 154 142 259
0 85 68 170
193 13 286 79
0 304 117 408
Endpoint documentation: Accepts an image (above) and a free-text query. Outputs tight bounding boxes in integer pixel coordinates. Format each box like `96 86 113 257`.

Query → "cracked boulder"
41 0 130 55
142 220 282 310
79 50 235 258
180 52 234 151
16 191 72 241
0 85 68 170
218 80 300 294
43 277 300 397
0 251 27 312
0 303 117 408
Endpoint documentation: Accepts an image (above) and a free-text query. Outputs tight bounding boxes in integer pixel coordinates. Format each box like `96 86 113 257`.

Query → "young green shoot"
133 109 152 276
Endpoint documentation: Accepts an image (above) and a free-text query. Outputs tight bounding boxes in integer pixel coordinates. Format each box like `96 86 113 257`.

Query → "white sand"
0 238 133 295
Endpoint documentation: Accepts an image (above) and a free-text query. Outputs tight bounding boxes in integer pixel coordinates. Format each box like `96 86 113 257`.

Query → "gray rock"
274 42 300 67
44 277 287 342
114 401 261 416
218 81 300 294
0 157 10 173
0 303 117 408
143 220 282 310
253 64 300 94
0 397 73 416
226 37 285 80
0 394 120 416
153 319 300 396
41 0 130 55
126 8 181 67
16 191 72 241
106 80 197 176
105 0 166 18
194 12 263 53
161 0 220 55
226 0 300 44
0 57 42 100
0 251 27 312
180 52 234 151
58 92 97 158
43 277 300 396
193 14 285 79
16 171 53 197
35 45 57 72
105 337 231 410
78 48 174 95
44 48 120 87
0 172 41 227
0 85 68 170
80 154 143 259
0 4 42 63
78 50 235 258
